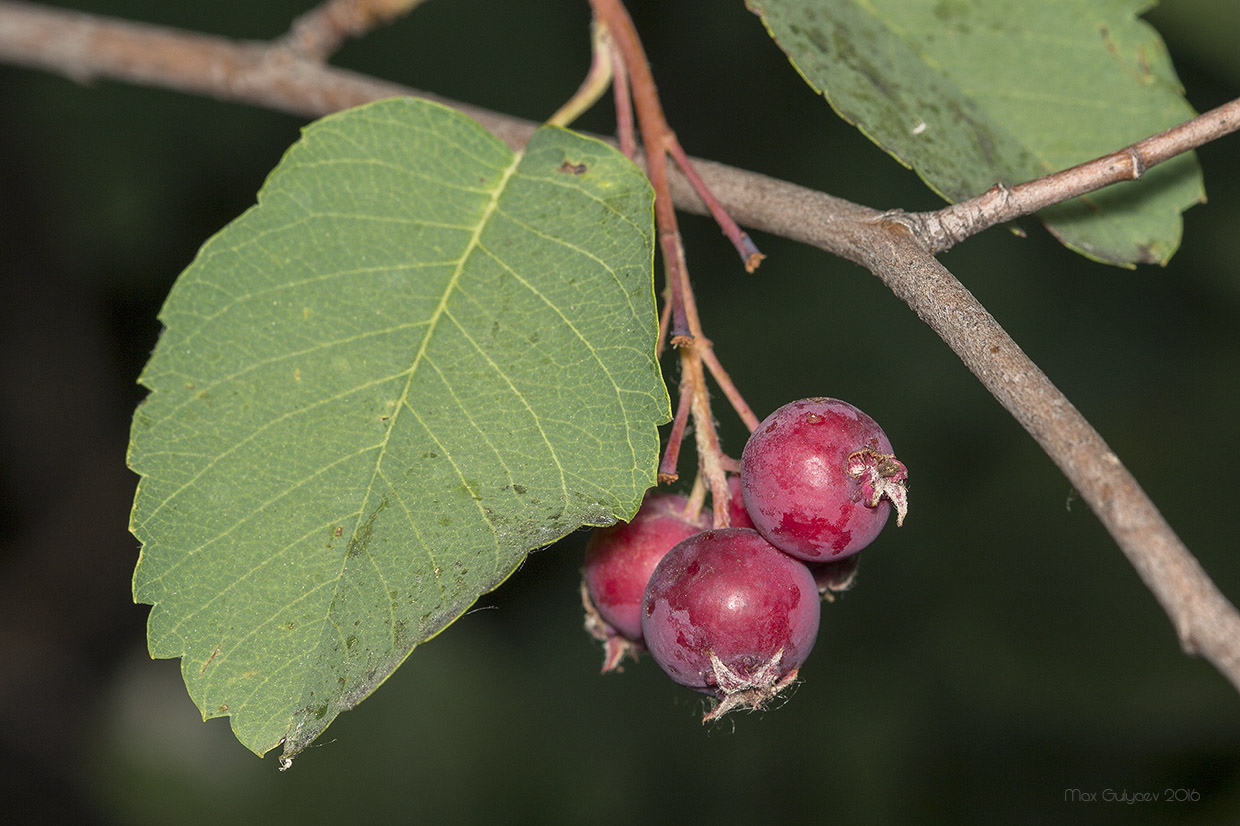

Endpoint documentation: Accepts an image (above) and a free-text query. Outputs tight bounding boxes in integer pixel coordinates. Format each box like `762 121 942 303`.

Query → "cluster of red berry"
582 398 908 721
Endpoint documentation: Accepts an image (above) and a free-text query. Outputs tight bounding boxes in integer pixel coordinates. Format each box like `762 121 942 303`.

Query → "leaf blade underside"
128 98 667 764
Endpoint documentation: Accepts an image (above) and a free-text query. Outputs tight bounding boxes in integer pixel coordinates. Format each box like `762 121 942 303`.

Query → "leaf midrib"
310 145 526 688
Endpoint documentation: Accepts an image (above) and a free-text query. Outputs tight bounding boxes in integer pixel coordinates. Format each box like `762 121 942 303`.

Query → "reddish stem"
701 348 760 432
658 382 693 483
591 0 752 512
666 134 764 271
606 34 637 161
681 345 731 526
659 231 693 342
655 284 672 360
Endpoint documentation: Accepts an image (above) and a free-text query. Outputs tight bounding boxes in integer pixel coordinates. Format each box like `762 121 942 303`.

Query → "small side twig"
279 0 430 61
908 97 1240 252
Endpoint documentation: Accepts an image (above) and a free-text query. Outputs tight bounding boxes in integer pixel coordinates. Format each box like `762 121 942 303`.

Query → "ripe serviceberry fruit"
741 397 907 561
582 492 709 671
641 528 820 721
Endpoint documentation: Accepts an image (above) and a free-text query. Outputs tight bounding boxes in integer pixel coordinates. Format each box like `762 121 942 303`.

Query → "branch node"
878 209 944 252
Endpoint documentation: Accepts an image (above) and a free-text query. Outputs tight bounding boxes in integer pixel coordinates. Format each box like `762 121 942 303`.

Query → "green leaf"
747 0 1205 265
128 98 666 764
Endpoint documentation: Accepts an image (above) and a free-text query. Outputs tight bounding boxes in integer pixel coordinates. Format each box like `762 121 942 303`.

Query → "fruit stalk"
588 0 757 521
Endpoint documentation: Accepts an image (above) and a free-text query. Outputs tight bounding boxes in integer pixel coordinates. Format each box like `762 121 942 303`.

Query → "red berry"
740 397 907 561
582 492 709 670
641 528 820 720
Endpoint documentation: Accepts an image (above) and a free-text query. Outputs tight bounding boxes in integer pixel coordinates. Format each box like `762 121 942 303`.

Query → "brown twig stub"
280 0 430 61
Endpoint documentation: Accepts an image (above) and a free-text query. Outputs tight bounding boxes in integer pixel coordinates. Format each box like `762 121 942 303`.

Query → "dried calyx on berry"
641 528 820 721
740 397 908 562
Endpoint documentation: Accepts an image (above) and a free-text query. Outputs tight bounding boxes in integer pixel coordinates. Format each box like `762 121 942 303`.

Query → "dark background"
3 1 1239 823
